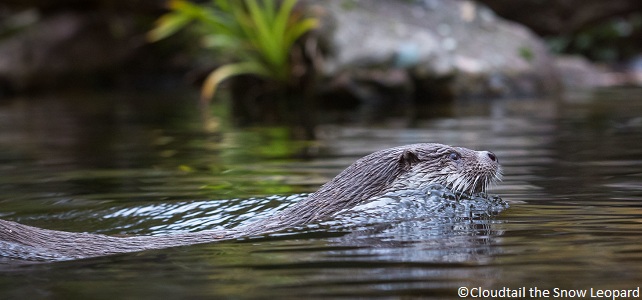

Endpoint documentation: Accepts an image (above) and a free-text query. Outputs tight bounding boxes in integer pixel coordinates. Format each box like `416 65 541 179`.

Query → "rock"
318 0 560 103
624 55 642 86
553 55 612 89
0 11 146 92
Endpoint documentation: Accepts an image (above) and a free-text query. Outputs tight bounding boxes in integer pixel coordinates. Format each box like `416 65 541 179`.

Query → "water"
0 89 641 299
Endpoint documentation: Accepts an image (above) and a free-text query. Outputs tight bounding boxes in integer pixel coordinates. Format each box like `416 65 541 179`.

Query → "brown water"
0 89 641 299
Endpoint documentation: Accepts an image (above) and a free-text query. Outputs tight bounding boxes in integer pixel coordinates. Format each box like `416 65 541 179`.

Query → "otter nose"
486 151 497 162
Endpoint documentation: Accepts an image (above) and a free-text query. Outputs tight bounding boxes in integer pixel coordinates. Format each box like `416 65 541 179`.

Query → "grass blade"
201 62 271 102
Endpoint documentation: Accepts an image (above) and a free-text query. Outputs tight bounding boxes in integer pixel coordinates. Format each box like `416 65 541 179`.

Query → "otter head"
394 143 502 194
248 143 502 227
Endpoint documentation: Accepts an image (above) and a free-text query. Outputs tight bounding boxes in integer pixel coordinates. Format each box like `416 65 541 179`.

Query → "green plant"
149 0 317 103
518 46 534 62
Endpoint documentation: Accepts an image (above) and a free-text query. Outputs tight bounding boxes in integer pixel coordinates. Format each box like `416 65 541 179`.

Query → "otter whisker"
472 175 479 193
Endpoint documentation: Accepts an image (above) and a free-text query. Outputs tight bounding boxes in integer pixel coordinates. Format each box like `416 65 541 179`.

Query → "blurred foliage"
518 47 534 62
148 0 317 103
547 12 642 63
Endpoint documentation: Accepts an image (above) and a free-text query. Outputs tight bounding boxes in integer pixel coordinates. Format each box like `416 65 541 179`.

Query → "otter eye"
448 152 461 161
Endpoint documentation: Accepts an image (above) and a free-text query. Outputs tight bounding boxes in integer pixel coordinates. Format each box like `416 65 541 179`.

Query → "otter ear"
399 150 420 170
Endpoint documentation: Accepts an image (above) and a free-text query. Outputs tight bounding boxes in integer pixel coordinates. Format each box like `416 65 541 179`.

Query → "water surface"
0 89 641 299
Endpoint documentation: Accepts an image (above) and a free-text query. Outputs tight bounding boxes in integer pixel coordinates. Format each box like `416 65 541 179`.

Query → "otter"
0 143 501 261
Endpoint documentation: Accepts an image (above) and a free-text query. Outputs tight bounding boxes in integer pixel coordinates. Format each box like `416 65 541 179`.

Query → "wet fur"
0 143 500 261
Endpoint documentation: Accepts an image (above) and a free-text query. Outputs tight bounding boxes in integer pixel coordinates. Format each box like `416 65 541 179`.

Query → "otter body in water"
0 143 501 261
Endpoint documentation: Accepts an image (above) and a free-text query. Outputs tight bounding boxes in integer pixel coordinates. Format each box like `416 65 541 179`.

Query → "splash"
324 184 508 229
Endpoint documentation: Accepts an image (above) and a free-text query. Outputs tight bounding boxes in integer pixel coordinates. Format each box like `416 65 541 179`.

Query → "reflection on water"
102 194 304 234
0 89 641 298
